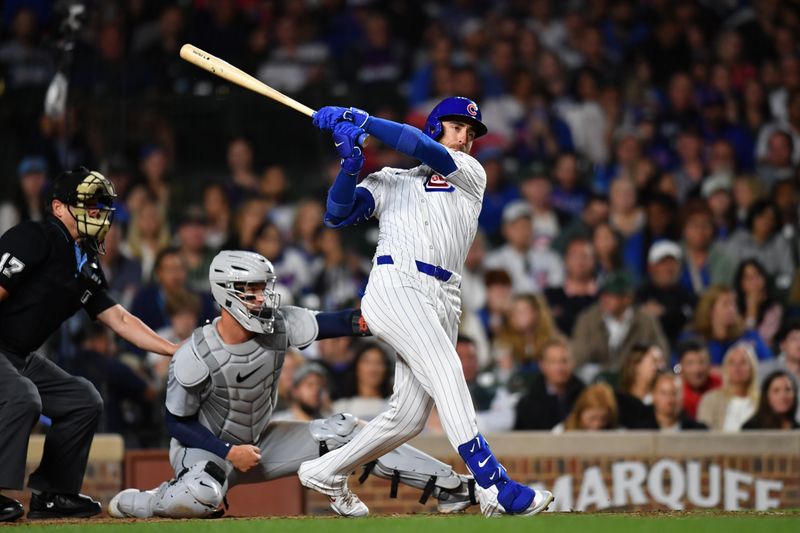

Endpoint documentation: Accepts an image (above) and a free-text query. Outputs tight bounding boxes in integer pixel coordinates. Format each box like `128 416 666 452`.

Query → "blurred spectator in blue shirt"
678 200 737 297
550 152 589 218
0 8 53 91
130 247 215 333
99 224 142 309
683 285 772 365
476 148 520 240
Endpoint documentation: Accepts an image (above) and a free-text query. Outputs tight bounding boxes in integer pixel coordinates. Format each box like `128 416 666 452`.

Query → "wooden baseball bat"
179 43 368 146
179 43 316 117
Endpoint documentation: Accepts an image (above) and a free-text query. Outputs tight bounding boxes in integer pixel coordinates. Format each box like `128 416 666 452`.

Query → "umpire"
0 168 177 522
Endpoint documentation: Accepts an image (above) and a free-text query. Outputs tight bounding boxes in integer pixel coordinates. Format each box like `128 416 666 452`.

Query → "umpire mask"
53 168 117 254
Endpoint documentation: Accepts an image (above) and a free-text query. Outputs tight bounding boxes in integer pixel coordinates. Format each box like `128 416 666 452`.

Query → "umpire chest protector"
177 315 288 445
0 218 114 356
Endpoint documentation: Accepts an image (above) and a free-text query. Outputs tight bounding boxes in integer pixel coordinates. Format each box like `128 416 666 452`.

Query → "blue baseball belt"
376 255 453 282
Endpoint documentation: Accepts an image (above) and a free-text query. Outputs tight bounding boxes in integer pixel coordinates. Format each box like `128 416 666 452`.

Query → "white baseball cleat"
436 495 472 514
435 475 475 514
327 490 369 518
476 485 554 517
298 461 369 517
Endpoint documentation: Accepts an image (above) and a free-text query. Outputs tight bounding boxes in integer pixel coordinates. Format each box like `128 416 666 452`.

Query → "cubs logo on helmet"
424 96 488 141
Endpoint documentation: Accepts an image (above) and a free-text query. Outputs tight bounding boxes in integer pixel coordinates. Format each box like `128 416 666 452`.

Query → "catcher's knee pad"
151 461 228 518
309 412 360 455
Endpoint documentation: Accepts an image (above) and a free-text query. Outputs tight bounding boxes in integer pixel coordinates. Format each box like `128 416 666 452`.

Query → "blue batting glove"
342 107 370 128
333 122 366 158
341 153 364 176
313 106 348 130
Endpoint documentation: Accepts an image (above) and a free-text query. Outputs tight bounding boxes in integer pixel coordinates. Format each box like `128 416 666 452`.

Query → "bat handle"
311 110 370 147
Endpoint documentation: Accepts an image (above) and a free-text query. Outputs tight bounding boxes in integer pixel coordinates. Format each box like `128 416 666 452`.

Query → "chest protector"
191 315 287 445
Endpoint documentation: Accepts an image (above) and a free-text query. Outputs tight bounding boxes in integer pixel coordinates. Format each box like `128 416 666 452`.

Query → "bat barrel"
179 44 316 117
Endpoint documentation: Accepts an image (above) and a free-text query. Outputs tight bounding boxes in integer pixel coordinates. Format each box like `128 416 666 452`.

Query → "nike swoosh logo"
236 365 264 383
478 456 490 468
334 141 344 147
470 444 476 453
340 413 347 420
199 481 212 488
490 472 496 480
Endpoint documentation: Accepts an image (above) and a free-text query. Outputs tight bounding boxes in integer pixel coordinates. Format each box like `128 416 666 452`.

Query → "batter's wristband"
327 197 354 218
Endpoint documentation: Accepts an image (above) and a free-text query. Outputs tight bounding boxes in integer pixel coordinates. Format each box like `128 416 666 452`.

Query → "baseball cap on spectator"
18 156 47 177
701 172 732 198
502 200 533 224
648 240 682 264
292 362 328 387
600 270 635 295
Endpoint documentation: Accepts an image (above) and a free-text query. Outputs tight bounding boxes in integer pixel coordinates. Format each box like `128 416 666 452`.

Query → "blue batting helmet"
424 96 488 141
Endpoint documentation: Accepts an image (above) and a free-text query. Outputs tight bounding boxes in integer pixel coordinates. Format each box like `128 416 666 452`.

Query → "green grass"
8 512 800 533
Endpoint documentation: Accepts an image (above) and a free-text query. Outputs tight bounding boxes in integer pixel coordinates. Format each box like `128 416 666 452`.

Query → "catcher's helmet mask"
53 167 117 254
209 251 281 334
424 96 488 141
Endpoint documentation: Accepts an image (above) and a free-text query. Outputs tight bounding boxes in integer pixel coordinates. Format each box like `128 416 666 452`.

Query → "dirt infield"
3 509 798 526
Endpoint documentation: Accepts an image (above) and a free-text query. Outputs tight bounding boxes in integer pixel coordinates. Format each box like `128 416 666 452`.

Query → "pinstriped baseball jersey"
297 146 487 485
358 148 486 275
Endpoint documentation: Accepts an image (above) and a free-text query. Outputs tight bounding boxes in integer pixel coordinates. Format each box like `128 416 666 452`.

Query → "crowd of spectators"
2 0 800 447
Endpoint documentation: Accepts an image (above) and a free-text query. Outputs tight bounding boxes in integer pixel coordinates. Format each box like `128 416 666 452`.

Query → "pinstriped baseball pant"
301 265 478 482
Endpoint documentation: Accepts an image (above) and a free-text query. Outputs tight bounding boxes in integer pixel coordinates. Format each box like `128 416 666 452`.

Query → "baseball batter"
108 250 473 519
297 98 554 516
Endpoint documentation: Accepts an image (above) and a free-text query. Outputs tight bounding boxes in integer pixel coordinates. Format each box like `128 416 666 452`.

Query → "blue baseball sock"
458 434 535 514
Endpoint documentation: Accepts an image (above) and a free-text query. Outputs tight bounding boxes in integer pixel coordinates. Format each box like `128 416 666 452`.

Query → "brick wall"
304 432 800 515
10 432 799 516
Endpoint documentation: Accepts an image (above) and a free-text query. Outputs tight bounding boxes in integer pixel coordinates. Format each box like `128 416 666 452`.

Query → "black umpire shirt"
0 216 116 356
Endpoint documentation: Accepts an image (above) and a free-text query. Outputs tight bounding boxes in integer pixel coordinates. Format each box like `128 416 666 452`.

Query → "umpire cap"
52 167 116 207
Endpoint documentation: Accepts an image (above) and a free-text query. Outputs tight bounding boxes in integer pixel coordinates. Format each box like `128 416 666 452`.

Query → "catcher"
109 250 474 518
